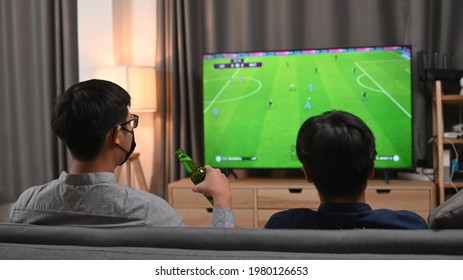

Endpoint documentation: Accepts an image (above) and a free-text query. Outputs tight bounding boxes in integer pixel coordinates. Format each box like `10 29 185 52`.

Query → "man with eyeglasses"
10 79 235 228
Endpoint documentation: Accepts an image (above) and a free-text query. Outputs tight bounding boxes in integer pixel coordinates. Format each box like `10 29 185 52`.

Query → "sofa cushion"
1 242 460 260
429 191 463 229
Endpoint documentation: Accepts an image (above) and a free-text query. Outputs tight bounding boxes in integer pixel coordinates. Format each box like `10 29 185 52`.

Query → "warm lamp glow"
94 66 156 112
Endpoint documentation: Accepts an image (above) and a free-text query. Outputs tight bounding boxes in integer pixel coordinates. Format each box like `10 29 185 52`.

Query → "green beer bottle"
175 149 214 205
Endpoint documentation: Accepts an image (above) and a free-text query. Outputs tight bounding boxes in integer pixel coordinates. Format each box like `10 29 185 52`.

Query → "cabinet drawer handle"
206 208 213 213
376 189 391 194
289 188 302 193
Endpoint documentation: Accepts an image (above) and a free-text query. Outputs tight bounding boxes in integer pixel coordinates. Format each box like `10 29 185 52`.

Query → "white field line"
355 61 411 118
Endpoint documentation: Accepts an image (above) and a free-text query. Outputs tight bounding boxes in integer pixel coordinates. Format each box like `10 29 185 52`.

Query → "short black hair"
51 79 131 161
296 110 376 200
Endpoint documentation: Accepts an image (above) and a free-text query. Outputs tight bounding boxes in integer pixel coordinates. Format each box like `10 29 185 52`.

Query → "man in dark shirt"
265 110 427 229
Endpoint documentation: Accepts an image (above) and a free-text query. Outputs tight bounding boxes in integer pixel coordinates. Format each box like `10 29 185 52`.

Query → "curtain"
160 0 463 193
154 0 190 197
0 0 78 201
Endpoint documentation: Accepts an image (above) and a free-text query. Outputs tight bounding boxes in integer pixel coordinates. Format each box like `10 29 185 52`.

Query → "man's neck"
321 192 366 204
69 160 116 174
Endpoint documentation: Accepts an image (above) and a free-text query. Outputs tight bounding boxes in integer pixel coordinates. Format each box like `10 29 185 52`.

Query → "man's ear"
302 164 313 183
111 126 123 145
368 166 375 179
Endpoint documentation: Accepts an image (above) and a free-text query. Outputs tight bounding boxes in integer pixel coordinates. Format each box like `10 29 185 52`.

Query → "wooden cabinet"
170 186 255 227
168 178 436 228
256 183 319 228
432 80 463 204
365 180 435 220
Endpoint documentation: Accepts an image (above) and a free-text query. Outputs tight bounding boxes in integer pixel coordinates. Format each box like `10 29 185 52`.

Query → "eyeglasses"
118 114 139 132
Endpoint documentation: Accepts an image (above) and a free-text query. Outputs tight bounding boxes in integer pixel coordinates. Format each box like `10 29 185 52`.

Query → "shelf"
441 94 463 103
442 138 463 144
432 80 463 204
443 182 463 188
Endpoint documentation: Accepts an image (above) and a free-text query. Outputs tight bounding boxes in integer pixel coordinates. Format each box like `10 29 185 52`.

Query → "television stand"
168 177 436 228
381 170 390 184
221 169 238 179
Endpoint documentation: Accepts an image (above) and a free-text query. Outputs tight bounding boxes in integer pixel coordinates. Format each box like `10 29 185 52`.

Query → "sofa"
1 222 463 259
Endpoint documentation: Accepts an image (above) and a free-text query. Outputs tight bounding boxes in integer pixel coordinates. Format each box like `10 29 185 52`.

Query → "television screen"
202 45 413 169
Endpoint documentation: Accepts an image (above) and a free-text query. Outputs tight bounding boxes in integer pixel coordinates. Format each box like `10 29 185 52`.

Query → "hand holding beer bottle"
175 149 218 205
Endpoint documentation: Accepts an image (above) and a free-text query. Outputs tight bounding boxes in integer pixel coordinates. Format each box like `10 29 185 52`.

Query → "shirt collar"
318 202 372 213
58 171 116 186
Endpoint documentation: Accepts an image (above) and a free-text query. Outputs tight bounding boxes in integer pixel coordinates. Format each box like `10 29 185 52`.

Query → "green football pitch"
203 50 412 169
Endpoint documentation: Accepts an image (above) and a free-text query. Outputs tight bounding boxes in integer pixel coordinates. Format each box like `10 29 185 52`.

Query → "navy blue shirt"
264 203 428 229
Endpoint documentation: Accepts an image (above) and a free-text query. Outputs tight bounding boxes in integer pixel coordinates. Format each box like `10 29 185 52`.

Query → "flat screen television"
202 45 413 170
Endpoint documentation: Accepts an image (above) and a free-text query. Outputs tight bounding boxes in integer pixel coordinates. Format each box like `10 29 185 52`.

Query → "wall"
78 0 157 191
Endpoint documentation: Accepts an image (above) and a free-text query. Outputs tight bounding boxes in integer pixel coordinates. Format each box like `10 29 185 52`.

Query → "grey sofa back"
1 223 462 259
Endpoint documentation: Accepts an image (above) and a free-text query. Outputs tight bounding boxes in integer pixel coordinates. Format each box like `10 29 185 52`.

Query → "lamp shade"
94 66 156 112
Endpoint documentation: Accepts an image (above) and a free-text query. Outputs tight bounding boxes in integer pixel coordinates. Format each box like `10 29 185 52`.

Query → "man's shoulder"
372 208 423 218
279 208 315 215
265 208 317 229
15 176 163 207
370 208 428 229
15 179 60 201
120 185 167 203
